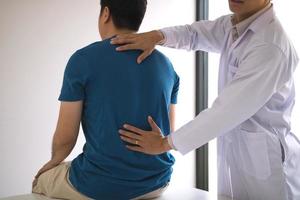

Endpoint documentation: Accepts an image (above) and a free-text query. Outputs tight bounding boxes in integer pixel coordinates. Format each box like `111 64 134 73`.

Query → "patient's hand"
119 116 172 155
32 160 59 188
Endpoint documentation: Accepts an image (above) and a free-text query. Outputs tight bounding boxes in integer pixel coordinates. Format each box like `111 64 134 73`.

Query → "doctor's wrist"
162 137 173 152
150 30 165 45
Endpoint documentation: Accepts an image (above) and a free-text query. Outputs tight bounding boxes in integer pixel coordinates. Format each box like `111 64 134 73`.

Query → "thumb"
148 116 161 134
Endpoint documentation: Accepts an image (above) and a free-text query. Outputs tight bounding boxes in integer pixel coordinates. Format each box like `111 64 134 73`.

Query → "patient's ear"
102 7 111 23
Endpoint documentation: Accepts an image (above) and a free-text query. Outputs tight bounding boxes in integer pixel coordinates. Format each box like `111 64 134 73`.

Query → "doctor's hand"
110 30 165 64
119 116 172 155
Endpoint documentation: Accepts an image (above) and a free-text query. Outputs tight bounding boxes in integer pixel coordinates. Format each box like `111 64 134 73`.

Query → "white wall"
0 0 196 197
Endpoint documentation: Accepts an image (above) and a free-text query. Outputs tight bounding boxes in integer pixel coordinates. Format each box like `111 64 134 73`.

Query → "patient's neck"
101 27 136 40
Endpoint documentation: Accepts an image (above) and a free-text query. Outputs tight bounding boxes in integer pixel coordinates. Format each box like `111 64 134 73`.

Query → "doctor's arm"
119 43 290 155
111 16 227 63
170 44 291 154
34 101 82 180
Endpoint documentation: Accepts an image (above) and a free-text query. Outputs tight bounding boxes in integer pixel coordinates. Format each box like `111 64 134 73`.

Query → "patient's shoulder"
150 49 174 69
76 41 105 55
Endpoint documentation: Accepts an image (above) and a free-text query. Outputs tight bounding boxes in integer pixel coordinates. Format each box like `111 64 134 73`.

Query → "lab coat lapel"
226 6 276 75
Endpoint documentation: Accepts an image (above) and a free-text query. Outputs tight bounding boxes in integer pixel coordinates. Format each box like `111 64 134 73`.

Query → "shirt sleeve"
160 15 230 53
171 73 180 104
58 51 88 101
171 43 291 155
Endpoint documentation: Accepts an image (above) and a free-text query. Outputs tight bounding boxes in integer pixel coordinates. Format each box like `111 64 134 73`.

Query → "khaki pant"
32 162 168 200
132 183 169 200
32 162 90 200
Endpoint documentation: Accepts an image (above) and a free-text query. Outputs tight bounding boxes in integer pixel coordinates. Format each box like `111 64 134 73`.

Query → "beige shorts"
32 162 168 200
132 183 169 200
32 162 90 200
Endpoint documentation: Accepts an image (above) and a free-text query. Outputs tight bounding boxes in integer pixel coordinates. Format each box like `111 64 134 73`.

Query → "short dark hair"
100 0 147 31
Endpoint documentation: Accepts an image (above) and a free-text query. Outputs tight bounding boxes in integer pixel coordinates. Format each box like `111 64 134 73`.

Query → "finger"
35 170 43 179
35 170 45 179
148 116 161 133
119 129 142 140
137 51 151 64
35 165 52 179
123 124 146 135
32 178 38 188
126 145 145 153
116 44 140 51
35 174 40 179
120 135 142 146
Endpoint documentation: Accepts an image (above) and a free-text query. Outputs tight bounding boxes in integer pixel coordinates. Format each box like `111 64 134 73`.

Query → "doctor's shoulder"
253 18 296 57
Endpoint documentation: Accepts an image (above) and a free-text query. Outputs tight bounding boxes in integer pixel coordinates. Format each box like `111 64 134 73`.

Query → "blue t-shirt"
58 38 180 200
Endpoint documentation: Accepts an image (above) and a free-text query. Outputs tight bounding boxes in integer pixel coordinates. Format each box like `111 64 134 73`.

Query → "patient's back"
58 38 179 200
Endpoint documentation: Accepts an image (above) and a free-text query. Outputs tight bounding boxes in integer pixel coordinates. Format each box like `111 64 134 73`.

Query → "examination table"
1 188 232 200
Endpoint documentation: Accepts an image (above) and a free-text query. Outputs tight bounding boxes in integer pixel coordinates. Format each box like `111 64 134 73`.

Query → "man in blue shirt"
32 0 179 199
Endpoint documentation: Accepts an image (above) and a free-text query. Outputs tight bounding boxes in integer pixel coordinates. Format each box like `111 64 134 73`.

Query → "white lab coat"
161 6 300 200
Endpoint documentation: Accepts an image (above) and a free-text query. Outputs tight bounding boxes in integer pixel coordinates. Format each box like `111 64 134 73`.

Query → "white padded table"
1 188 232 200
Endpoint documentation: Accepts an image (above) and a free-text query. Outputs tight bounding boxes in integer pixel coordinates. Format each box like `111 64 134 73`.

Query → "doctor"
113 0 300 200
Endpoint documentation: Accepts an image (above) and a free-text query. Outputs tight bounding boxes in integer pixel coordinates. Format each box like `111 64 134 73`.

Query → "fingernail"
123 124 128 128
118 130 123 134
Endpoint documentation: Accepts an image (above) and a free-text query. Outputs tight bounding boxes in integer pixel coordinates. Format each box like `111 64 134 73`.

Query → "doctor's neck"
233 0 271 24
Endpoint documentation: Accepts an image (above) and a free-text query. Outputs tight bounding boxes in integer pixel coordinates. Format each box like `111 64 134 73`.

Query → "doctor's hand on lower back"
110 30 165 64
119 116 172 155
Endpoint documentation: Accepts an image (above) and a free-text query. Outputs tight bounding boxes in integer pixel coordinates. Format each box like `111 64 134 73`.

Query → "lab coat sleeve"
171 43 291 155
160 16 230 53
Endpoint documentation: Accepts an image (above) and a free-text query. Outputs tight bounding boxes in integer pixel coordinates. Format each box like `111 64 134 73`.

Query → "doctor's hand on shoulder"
111 30 164 64
119 116 172 155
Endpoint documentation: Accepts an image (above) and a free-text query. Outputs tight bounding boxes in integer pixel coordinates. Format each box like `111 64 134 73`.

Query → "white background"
0 0 196 198
208 0 300 195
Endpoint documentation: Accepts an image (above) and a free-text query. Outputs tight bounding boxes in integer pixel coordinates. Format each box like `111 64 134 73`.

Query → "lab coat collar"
248 4 275 34
233 3 272 37
228 4 275 51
